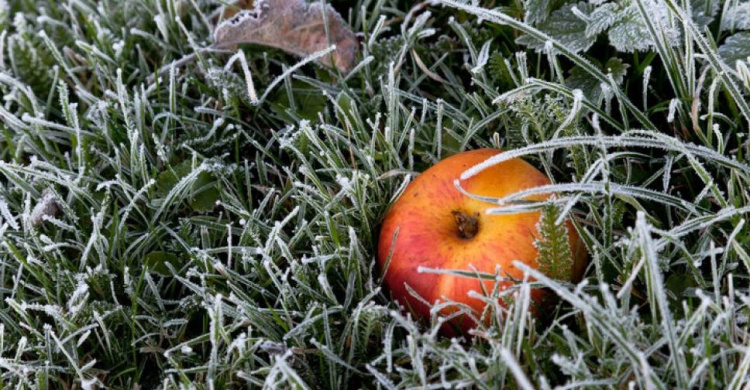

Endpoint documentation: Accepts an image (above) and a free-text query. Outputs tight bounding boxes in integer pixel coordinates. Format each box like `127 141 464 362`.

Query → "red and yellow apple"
377 149 586 333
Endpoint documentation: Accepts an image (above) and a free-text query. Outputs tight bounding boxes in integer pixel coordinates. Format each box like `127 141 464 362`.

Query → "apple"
377 149 586 333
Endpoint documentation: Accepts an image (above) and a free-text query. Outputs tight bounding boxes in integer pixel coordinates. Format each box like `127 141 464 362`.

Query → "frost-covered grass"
0 0 749 388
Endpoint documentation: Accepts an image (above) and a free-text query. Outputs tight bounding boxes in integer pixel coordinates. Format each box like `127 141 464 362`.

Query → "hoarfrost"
607 1 681 53
29 188 61 227
667 98 679 123
721 1 750 31
516 2 597 53
0 197 19 230
470 40 492 74
67 277 90 316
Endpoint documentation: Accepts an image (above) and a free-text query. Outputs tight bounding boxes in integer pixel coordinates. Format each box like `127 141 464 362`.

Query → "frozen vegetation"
0 0 748 388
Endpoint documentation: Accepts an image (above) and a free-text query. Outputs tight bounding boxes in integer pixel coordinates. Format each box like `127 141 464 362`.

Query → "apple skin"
377 149 587 334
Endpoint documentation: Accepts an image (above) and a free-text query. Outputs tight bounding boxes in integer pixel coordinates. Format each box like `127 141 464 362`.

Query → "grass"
0 0 748 388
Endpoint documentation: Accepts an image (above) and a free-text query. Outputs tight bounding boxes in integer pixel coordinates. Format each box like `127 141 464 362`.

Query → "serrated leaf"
721 1 750 31
566 66 604 104
604 57 629 85
608 7 652 52
691 0 720 27
566 58 628 105
607 4 680 53
718 32 750 66
585 3 621 37
517 2 596 53
524 0 553 24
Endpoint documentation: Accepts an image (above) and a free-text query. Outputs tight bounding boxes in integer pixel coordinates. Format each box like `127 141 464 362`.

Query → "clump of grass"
0 0 748 388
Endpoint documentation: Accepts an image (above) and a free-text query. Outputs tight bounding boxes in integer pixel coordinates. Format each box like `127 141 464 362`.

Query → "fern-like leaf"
535 200 574 281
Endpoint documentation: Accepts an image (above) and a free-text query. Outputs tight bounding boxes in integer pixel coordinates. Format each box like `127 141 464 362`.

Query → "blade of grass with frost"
635 212 688 386
20 114 96 139
151 162 208 223
500 348 535 390
418 266 518 282
659 205 750 244
459 134 750 180
477 182 701 213
728 348 750 389
632 0 689 100
460 108 510 150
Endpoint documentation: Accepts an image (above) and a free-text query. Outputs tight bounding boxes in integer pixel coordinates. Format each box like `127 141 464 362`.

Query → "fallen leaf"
214 0 359 73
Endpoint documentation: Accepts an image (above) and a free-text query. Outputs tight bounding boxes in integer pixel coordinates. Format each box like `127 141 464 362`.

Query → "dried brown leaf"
214 0 358 73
